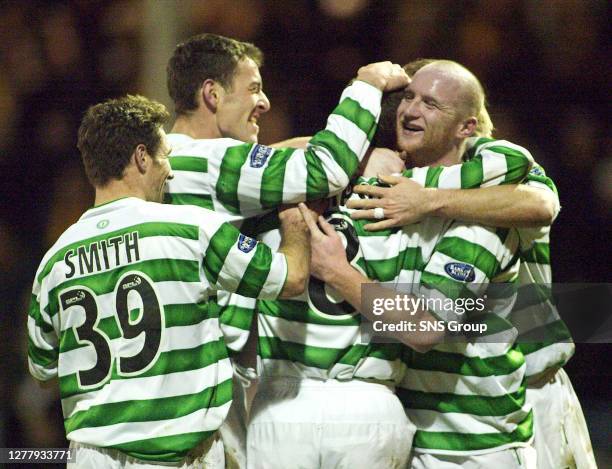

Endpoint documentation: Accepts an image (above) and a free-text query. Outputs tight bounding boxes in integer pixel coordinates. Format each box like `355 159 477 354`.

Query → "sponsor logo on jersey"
528 165 545 177
97 219 109 229
249 144 273 168
65 290 86 305
444 262 476 282
237 234 257 253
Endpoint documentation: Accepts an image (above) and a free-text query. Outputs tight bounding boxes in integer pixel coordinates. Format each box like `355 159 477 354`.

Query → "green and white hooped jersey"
27 198 286 463
255 138 535 383
512 164 574 377
165 79 382 218
257 224 404 384
165 80 383 353
338 181 532 455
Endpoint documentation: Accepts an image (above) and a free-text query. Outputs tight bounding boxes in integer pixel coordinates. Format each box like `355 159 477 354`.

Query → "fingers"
363 218 397 231
352 184 387 198
317 216 340 238
298 203 320 234
346 198 384 210
377 174 404 186
350 209 381 221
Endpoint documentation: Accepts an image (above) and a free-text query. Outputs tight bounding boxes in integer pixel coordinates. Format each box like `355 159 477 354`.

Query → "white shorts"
67 435 224 469
247 377 415 469
527 367 597 469
409 446 537 469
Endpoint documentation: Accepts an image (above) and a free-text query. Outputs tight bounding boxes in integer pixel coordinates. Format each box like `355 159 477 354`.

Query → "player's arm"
298 206 442 352
27 282 59 384
203 207 310 300
210 62 409 216
348 138 556 229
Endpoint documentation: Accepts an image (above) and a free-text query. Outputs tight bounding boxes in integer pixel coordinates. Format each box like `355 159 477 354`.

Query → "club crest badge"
237 234 257 253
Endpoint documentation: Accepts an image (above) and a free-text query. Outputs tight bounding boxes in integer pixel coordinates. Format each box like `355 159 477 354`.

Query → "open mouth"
401 120 423 133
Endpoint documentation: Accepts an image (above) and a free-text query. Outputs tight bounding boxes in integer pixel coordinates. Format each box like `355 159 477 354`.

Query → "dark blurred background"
0 0 609 466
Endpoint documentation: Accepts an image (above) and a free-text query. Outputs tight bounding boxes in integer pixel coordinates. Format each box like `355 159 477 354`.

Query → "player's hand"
298 203 350 282
356 62 410 92
347 175 438 230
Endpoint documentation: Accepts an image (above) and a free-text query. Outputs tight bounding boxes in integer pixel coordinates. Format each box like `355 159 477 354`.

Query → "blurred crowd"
0 0 609 462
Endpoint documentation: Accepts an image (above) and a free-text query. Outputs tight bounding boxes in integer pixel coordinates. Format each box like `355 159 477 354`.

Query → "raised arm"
167 63 409 218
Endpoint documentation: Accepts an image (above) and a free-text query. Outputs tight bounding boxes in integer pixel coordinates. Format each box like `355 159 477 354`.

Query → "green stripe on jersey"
399 386 526 417
407 347 525 377
64 377 232 434
260 149 294 209
29 295 54 333
28 337 57 367
356 246 425 282
308 130 359 184
203 223 239 285
169 156 208 173
258 299 360 326
215 144 251 214
219 303 253 331
235 243 274 297
332 96 377 140
411 410 533 452
425 166 444 187
109 431 215 463
460 156 484 188
258 336 399 370
522 242 550 265
305 148 330 200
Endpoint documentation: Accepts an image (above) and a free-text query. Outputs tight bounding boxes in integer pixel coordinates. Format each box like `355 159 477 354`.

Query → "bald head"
414 60 493 138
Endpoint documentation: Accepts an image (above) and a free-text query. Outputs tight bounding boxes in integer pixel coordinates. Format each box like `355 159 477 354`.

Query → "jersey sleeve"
216 290 256 353
202 221 288 300
27 277 59 381
402 137 534 189
210 80 381 216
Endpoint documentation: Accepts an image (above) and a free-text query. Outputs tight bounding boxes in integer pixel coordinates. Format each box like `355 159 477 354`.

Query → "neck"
94 179 146 207
171 112 221 139
407 139 467 168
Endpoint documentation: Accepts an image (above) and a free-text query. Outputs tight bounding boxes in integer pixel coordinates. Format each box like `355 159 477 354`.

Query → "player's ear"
133 144 148 174
458 116 477 138
201 79 220 112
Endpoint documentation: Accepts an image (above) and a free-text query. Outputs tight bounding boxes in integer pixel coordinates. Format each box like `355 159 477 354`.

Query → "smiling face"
395 65 470 165
216 57 270 143
146 129 173 203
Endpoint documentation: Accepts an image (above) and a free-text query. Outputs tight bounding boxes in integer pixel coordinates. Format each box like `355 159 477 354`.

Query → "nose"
403 98 421 118
258 91 271 113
